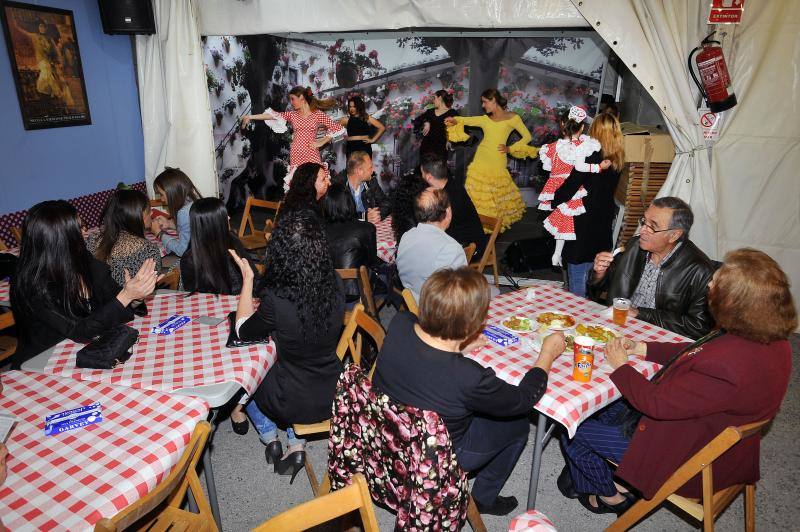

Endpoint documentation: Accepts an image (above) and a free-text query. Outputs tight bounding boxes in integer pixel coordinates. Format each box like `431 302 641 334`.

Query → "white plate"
531 332 575 354
498 314 535 335
533 311 577 331
574 323 620 346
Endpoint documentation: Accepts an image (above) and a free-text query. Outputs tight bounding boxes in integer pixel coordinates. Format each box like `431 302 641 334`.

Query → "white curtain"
571 0 718 259
195 0 587 35
135 0 217 198
711 0 800 313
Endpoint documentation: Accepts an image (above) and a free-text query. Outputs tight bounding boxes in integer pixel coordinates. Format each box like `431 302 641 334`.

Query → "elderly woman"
373 267 566 516
558 248 796 514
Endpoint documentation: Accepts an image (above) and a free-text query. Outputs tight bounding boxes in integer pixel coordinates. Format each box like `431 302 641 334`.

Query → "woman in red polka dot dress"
242 86 345 191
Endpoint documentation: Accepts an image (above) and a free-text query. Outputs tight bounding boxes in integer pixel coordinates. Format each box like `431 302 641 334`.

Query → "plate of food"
499 315 534 334
575 323 619 345
531 332 575 354
534 311 576 331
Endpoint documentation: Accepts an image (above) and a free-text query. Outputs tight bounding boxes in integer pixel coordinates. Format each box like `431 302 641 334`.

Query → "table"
464 283 688 508
372 216 396 263
0 371 209 531
21 291 276 527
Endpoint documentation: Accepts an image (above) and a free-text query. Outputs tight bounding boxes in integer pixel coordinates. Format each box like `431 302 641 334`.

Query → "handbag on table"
76 324 139 369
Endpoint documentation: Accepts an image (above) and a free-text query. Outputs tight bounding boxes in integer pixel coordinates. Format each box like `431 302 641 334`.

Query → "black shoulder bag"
76 324 139 369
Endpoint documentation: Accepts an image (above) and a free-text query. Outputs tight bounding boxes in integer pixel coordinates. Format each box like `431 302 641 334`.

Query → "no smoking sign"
699 108 721 141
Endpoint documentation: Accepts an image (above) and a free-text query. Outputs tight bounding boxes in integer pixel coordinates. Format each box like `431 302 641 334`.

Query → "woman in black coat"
552 113 624 298
10 200 159 369
229 209 345 483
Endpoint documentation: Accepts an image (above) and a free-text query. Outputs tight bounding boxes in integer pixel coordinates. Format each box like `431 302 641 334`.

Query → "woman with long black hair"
10 200 159 369
90 189 162 287
281 162 331 216
229 209 345 482
150 167 202 257
338 94 385 159
413 89 458 161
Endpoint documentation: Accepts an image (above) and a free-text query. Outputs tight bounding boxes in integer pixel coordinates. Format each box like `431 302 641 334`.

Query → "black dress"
413 108 458 160
239 279 345 425
345 116 374 158
10 258 134 369
444 178 487 258
552 151 621 265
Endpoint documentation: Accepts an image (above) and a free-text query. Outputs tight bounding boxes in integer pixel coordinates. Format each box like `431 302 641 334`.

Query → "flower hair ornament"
568 105 587 123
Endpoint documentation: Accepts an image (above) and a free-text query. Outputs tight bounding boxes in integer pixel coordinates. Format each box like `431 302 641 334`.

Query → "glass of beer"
612 298 631 327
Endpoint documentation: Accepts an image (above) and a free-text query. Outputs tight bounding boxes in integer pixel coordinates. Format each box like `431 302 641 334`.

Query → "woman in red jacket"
559 248 796 514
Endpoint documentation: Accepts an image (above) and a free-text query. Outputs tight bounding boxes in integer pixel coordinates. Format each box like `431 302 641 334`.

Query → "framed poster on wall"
1 1 91 129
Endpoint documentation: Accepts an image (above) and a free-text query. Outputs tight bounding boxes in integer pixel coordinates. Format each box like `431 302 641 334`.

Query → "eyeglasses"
638 216 673 234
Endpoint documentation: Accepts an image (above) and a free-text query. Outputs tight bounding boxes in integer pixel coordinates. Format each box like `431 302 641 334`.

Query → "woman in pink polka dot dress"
242 86 345 191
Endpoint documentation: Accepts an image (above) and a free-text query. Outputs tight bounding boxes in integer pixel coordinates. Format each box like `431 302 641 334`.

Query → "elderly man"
420 153 487 259
589 197 715 339
397 188 468 302
344 151 391 223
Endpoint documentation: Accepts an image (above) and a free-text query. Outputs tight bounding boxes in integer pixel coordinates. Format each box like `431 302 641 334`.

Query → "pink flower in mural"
369 49 378 59
356 43 367 52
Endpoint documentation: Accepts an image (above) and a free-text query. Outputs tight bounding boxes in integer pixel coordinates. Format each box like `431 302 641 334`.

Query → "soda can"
572 336 595 382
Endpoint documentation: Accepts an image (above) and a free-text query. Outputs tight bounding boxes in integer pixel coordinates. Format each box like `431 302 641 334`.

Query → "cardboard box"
620 123 675 163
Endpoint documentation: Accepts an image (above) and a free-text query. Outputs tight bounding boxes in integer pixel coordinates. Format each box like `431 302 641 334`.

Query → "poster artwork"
1 1 91 130
708 0 746 25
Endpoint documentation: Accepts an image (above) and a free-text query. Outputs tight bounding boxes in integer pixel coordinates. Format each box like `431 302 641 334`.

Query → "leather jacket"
359 179 392 220
324 220 378 301
589 236 716 339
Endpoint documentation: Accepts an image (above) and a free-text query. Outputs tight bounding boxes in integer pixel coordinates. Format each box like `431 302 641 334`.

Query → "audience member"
90 189 162 287
343 151 391 222
150 167 201 257
590 197 716 339
420 152 486 259
388 170 428 244
374 267 566 515
229 210 344 483
10 200 159 369
559 248 796 515
282 162 330 216
396 188 467 302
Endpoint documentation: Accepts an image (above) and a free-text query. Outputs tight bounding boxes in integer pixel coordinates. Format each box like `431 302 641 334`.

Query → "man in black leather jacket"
589 197 716 339
342 151 391 222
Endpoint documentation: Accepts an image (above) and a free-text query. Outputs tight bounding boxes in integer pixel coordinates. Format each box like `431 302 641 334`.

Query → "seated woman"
150 167 201 257
389 170 428 244
280 162 331 217
89 189 162 286
320 182 378 304
229 210 345 482
559 248 796 515
10 200 160 369
373 267 566 516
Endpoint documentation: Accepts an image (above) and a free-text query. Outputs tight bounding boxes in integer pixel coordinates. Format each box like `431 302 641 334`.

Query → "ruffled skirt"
464 163 526 233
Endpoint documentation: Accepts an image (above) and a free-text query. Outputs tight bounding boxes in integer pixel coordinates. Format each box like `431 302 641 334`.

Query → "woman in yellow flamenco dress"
445 88 539 231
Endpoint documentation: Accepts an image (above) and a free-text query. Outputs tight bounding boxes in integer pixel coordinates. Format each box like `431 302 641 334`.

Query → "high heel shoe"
231 416 249 436
265 440 283 465
274 450 305 484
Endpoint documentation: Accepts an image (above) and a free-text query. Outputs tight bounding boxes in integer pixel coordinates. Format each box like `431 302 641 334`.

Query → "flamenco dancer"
241 86 345 191
538 106 610 266
444 88 538 232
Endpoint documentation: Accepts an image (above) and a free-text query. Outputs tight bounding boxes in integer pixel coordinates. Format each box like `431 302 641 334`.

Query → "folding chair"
607 419 772 532
156 268 180 291
470 215 502 287
94 421 216 532
238 197 280 250
401 288 418 317
463 242 477 263
0 310 17 364
10 227 22 247
292 304 385 496
252 473 379 532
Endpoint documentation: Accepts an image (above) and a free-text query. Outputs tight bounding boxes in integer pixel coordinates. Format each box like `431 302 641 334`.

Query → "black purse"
226 311 269 348
76 324 139 369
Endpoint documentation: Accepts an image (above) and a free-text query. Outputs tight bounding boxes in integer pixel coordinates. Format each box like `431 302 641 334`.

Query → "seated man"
343 151 391 223
397 188 467 302
590 197 715 339
420 153 487 260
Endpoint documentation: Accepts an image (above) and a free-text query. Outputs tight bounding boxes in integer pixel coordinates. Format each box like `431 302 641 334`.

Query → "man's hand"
593 251 614 280
366 207 381 224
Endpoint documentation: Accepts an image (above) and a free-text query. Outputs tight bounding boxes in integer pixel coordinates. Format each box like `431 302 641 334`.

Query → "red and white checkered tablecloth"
0 280 8 305
0 371 209 531
372 216 396 264
463 284 688 438
43 293 275 397
508 509 557 531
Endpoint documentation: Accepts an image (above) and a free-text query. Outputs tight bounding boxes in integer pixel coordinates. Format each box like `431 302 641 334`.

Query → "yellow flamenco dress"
447 114 539 232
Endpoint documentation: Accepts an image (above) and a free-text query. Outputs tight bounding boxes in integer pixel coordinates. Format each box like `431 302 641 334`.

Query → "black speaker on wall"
97 0 156 35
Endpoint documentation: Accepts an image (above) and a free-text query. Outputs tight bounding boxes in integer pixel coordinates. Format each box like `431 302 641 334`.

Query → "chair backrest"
156 268 180 291
94 421 212 532
358 265 379 317
0 310 17 364
463 242 476 263
401 288 418 316
475 215 501 271
335 303 385 379
0 239 6 252
253 473 379 532
11 227 22 246
238 197 281 238
328 364 470 531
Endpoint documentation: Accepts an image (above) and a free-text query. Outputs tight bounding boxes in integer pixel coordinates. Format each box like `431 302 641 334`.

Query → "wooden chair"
469 215 502 287
401 288 418 317
253 473 379 532
238 197 281 250
94 421 216 532
10 227 22 246
156 268 180 291
606 419 772 532
0 310 17 364
463 242 476 263
293 304 385 496
0 239 7 252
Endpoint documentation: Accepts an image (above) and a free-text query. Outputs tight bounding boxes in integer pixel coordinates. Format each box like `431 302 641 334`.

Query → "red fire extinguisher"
688 31 737 113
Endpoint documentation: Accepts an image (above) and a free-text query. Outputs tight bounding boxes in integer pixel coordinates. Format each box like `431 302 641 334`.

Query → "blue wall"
0 0 144 215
